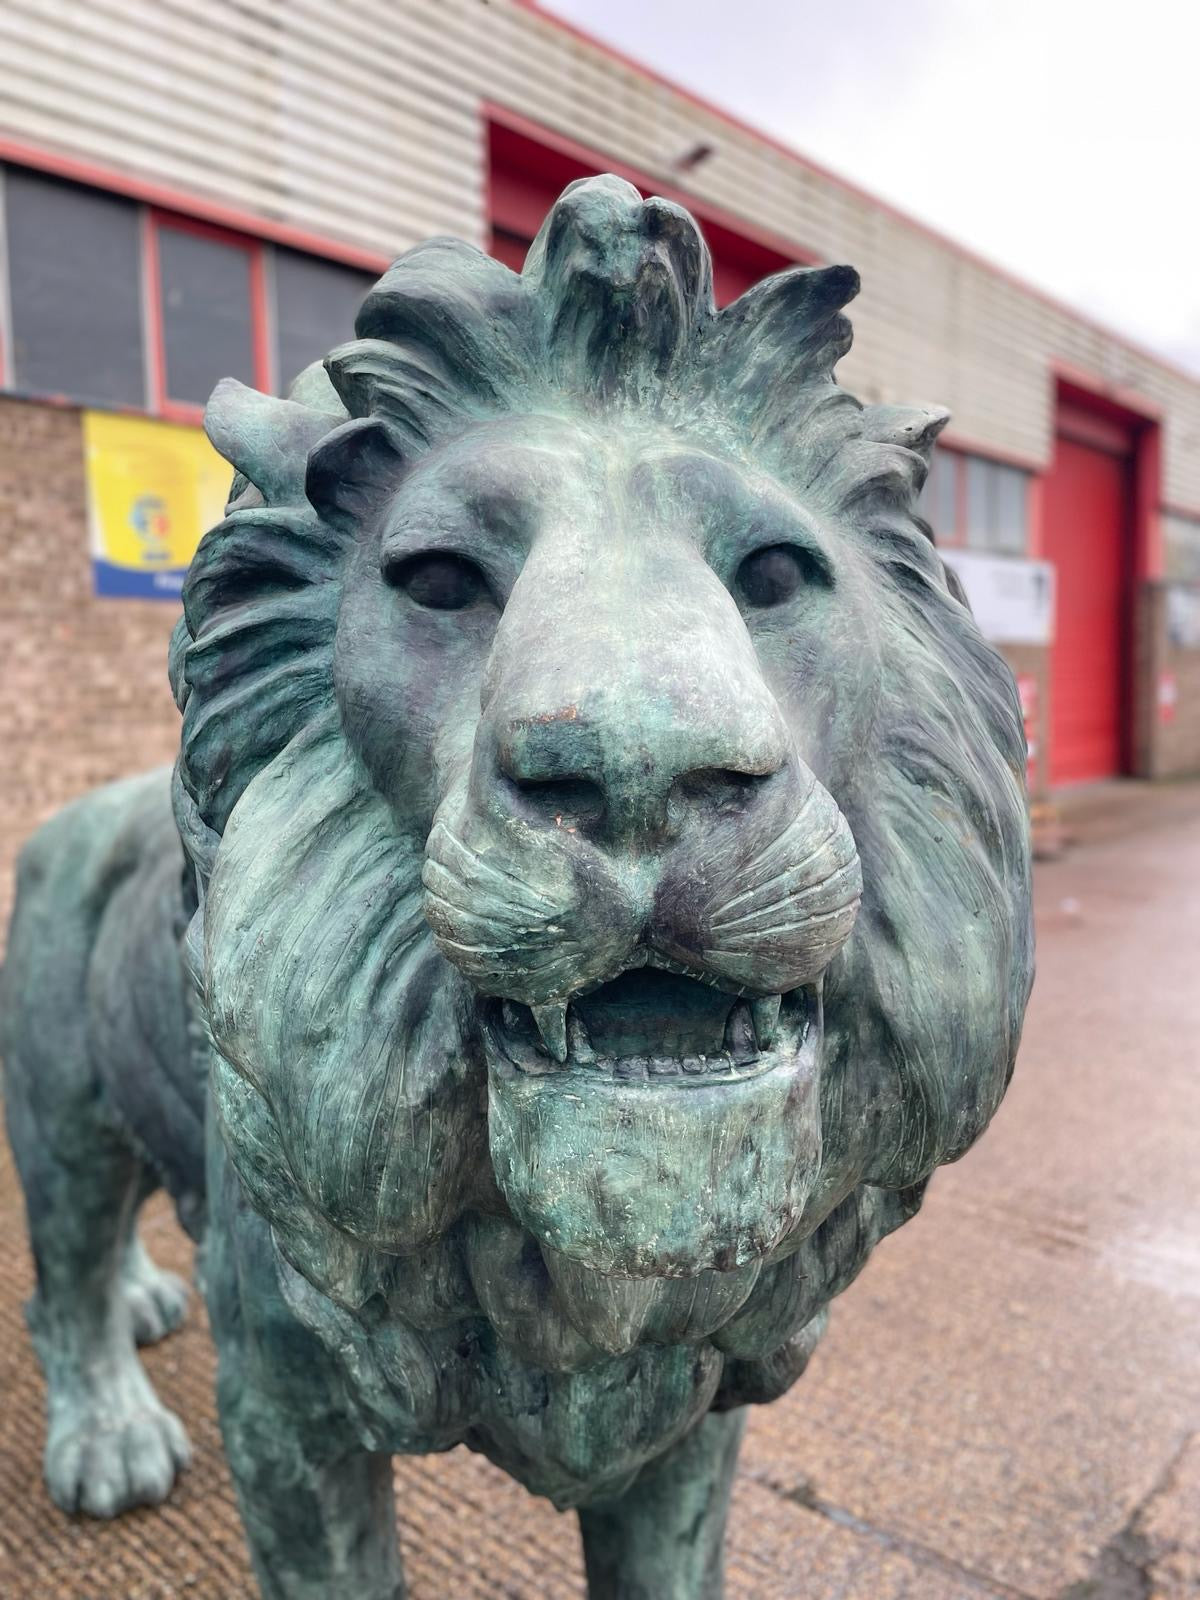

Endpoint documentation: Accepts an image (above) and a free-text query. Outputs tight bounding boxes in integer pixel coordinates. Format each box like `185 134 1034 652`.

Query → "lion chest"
282 1258 724 1507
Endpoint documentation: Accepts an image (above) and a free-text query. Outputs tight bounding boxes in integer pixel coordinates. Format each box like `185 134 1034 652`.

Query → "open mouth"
482 962 814 1085
484 957 825 1276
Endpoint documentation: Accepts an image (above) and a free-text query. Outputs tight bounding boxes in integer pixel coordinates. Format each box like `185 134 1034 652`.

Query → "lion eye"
736 544 823 608
385 552 489 611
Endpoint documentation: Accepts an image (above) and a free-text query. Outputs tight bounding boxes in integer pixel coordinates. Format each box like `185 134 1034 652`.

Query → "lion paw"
45 1389 191 1518
123 1240 190 1346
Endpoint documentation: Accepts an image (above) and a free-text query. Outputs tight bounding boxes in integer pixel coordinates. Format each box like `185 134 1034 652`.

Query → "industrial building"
2 0 1199 918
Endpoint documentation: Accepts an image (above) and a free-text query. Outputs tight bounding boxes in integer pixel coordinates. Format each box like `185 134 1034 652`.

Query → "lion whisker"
433 936 583 972
713 814 846 921
423 890 563 945
707 900 861 951
427 824 557 912
422 857 555 924
708 859 863 934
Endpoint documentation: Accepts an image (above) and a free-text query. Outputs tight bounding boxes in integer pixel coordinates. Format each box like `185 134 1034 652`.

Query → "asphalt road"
1 784 1197 1598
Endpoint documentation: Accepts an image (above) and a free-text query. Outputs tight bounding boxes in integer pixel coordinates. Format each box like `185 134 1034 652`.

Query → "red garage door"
488 118 797 305
1043 412 1131 785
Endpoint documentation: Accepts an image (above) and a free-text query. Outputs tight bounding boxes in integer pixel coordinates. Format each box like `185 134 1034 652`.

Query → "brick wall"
995 644 1050 801
0 397 181 935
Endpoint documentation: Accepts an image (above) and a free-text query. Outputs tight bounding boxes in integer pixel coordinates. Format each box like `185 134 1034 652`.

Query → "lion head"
172 176 1032 1396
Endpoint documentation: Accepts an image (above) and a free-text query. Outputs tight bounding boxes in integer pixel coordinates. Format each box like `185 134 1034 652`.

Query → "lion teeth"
567 1009 595 1064
531 1001 569 1063
725 1002 757 1064
750 994 782 1050
502 999 524 1033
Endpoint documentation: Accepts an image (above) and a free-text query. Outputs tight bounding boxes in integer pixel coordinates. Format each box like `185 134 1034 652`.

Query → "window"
2 162 384 419
966 456 1027 554
920 445 958 540
273 247 375 392
153 218 261 412
5 168 145 407
921 445 1030 556
1165 511 1200 582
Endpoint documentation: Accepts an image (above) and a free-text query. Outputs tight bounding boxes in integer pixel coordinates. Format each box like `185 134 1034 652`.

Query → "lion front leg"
221 1406 403 1600
578 1409 747 1600
206 1142 405 1600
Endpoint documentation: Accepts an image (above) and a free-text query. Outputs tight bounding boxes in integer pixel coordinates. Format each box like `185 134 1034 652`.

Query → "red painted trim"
1050 360 1163 422
0 135 391 273
0 385 166 422
158 400 206 425
248 241 272 394
484 102 818 268
1026 472 1045 561
1135 424 1163 583
515 2 1200 389
1056 401 1134 457
142 208 167 415
148 205 253 251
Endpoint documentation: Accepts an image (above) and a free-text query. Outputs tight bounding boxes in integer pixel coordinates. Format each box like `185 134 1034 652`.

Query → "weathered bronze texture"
1 176 1034 1598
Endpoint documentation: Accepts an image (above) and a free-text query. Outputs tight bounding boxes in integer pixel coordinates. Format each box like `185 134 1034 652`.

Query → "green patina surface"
1 175 1033 1598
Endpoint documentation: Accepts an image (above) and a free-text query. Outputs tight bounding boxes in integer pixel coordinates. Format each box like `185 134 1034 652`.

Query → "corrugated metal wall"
2 0 1198 509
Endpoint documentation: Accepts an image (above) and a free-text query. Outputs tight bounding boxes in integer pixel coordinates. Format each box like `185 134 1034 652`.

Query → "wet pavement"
1 782 1198 1597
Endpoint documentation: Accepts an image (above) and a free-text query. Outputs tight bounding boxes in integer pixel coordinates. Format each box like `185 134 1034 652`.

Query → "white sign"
1166 586 1200 650
942 551 1056 646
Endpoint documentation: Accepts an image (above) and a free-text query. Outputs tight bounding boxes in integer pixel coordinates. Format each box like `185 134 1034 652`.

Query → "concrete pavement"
1 783 1198 1597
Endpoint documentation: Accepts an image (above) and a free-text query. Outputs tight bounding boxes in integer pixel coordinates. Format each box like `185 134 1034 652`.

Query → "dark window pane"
965 456 992 545
158 225 255 405
273 247 375 392
920 447 958 540
1165 513 1200 582
965 455 1029 555
5 166 145 407
991 463 1029 554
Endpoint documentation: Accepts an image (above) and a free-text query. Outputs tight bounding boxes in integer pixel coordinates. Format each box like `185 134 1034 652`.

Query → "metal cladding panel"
1 0 1199 510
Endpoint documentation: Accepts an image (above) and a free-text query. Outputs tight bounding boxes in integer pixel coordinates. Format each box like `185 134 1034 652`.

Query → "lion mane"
170 176 1032 1456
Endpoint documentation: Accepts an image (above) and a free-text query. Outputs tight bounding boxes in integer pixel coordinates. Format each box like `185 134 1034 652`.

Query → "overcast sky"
542 0 1200 376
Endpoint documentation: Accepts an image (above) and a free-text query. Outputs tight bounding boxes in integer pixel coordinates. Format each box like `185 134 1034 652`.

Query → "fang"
750 994 783 1050
531 1001 569 1063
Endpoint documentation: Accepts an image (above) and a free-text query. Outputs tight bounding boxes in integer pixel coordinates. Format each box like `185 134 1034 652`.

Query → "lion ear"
304 417 408 534
205 378 343 506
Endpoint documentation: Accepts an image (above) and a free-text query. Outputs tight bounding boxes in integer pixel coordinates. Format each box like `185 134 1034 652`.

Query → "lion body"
3 174 1032 1598
1 770 204 1226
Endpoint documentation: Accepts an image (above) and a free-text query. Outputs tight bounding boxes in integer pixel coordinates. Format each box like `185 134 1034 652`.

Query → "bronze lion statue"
1 176 1033 1599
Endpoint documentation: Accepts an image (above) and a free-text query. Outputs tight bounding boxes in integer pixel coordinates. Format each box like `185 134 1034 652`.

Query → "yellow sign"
84 410 230 599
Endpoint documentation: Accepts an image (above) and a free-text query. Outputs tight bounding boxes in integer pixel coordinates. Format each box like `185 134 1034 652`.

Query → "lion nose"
476 529 794 842
492 698 788 840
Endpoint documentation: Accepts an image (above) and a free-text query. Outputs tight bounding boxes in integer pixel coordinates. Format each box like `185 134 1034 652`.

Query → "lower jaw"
485 1031 823 1280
